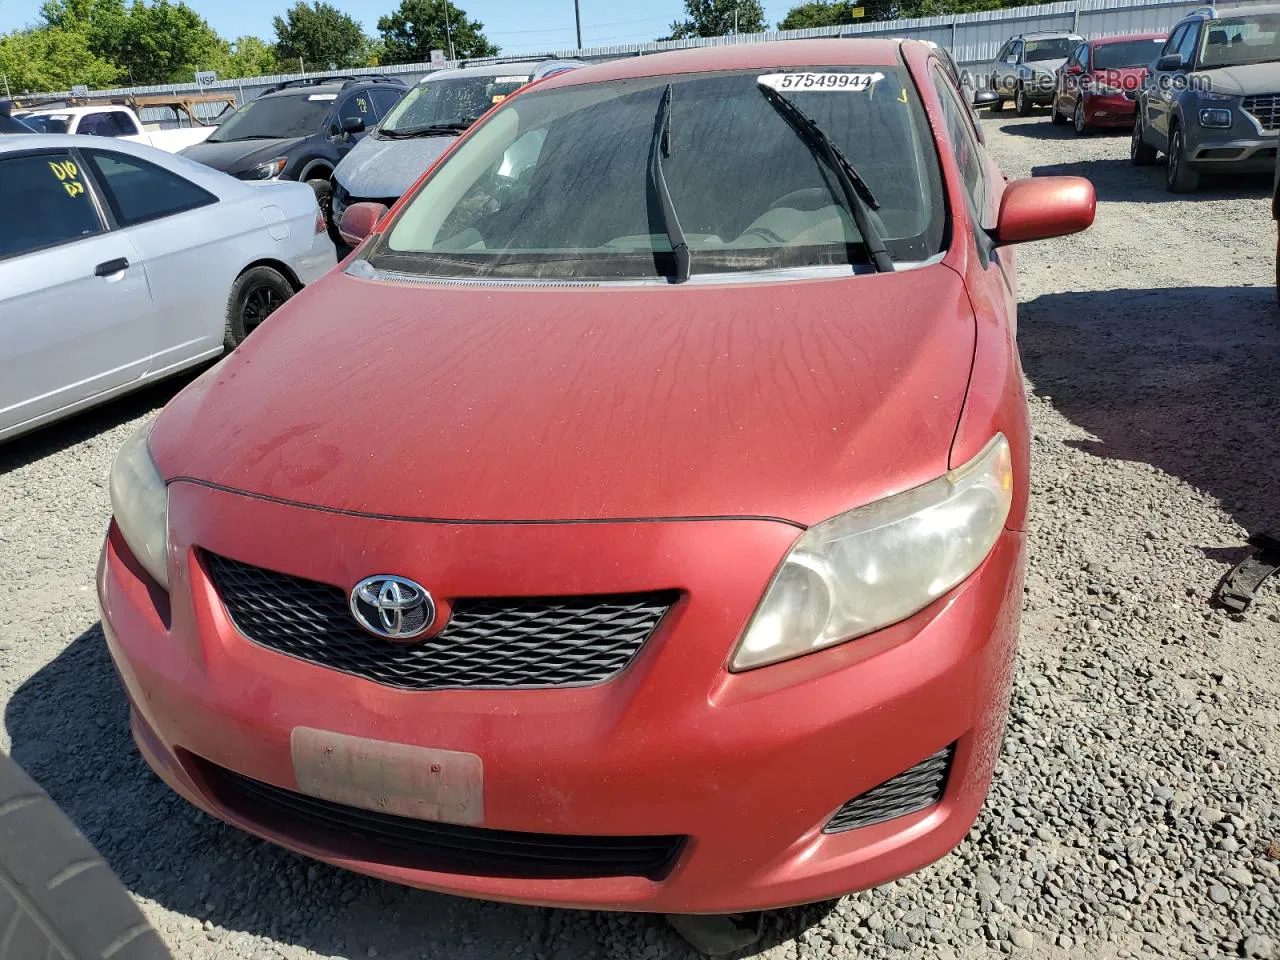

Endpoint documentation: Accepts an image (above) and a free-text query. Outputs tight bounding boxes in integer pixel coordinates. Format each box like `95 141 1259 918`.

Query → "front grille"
1243 93 1280 131
202 552 674 691
196 758 686 880
824 745 954 833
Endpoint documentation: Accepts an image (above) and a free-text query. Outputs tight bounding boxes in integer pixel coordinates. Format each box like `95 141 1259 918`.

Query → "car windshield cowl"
368 65 944 283
379 121 473 139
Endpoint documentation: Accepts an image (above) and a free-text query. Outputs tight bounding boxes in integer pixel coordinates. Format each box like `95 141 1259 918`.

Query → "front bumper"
1188 135 1279 170
1083 93 1137 126
99 481 1024 914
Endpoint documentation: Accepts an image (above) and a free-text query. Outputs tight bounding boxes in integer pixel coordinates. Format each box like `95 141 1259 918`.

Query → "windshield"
1093 38 1165 69
22 114 71 133
208 94 333 142
371 67 944 282
1026 38 1077 62
380 74 531 135
1199 13 1280 68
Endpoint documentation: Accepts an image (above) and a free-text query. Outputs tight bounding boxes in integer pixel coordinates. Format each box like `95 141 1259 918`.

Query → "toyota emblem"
349 576 435 640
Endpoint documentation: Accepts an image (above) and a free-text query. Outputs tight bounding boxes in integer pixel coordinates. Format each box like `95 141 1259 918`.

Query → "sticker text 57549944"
757 72 886 93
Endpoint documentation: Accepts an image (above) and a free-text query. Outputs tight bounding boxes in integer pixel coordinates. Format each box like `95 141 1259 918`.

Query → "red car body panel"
100 39 1038 914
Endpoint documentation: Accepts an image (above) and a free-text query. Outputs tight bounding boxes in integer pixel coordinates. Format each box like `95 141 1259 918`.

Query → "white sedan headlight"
109 423 170 589
731 435 1013 671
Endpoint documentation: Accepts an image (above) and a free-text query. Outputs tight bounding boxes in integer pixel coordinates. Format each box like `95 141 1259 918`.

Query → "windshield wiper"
758 85 894 273
382 121 474 138
647 84 691 284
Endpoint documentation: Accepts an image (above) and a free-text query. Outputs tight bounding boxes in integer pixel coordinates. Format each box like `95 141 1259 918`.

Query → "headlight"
1199 108 1233 128
239 157 287 181
1093 84 1123 96
730 435 1013 671
1201 91 1235 101
109 423 169 589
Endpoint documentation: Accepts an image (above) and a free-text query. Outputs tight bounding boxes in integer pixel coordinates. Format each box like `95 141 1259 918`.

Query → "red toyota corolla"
99 41 1093 953
1052 32 1166 134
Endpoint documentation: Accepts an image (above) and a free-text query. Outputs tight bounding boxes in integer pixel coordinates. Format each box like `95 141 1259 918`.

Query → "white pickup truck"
16 104 216 152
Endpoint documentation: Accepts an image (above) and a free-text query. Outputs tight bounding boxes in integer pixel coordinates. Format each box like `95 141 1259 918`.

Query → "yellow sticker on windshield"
757 72 885 92
492 94 507 103
898 88 909 104
48 159 86 198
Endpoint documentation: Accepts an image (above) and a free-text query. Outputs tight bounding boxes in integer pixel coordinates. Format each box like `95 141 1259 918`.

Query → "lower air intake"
823 745 954 833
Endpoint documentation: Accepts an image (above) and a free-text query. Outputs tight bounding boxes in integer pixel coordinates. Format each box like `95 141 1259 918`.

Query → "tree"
777 0 865 29
273 1 369 70
215 35 279 78
114 0 224 83
0 25 121 93
377 0 497 65
666 0 766 39
40 0 128 62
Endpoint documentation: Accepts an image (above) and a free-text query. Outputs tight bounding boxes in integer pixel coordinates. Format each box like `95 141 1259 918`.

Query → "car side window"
109 111 141 136
1075 43 1089 69
1176 23 1200 65
78 113 114 137
996 41 1011 62
369 87 404 119
340 92 377 129
1162 25 1188 60
0 152 104 260
933 66 988 226
83 149 217 227
1009 41 1023 64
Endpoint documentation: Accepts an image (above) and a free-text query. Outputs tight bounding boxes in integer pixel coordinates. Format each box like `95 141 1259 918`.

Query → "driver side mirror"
1156 53 1186 71
1066 64 1084 75
341 116 366 136
338 201 389 247
991 176 1095 246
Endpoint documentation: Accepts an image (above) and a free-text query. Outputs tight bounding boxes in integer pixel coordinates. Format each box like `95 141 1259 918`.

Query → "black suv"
181 76 406 203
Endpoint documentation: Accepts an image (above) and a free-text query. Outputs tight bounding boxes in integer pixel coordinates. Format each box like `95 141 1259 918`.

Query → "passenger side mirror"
1156 53 1186 71
338 201 389 247
991 177 1095 246
342 117 366 135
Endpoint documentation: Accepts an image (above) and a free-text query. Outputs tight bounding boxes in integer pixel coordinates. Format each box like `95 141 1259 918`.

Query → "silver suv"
1132 4 1280 192
990 32 1085 115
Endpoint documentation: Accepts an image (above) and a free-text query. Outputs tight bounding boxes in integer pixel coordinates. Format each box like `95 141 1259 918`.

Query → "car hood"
181 136 306 175
1201 61 1280 96
1030 58 1068 75
333 132 455 199
150 264 976 526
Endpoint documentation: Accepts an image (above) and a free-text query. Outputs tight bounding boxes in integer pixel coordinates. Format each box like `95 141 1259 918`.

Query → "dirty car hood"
332 132 455 199
150 265 976 527
1202 61 1280 96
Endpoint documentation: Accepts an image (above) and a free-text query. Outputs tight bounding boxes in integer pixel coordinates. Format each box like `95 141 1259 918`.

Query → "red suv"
99 41 1093 954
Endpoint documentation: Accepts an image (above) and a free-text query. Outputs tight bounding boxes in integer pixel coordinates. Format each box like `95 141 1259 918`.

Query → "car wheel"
1073 99 1089 135
1166 126 1200 193
1131 112 1157 166
1051 99 1068 125
224 266 294 350
989 88 1005 112
1015 83 1033 116
0 752 171 960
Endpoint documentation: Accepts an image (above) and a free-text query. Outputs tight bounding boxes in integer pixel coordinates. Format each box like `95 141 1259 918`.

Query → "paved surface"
1 111 1278 960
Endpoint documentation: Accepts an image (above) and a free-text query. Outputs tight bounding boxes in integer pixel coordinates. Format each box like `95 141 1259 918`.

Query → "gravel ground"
2 111 1279 960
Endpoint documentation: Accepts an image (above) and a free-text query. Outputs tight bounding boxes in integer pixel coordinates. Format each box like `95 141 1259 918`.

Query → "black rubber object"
666 912 764 956
0 752 170 960
223 265 294 350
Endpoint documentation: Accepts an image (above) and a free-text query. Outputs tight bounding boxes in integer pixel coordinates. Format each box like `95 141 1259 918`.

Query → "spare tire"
0 752 171 959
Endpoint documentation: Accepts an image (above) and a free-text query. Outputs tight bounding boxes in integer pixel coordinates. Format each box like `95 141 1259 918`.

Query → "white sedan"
0 134 336 443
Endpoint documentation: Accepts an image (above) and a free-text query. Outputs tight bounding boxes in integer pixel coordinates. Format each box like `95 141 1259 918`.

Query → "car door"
996 41 1023 99
1149 24 1196 144
105 109 149 146
336 91 378 147
0 148 154 438
1060 43 1087 116
81 147 225 372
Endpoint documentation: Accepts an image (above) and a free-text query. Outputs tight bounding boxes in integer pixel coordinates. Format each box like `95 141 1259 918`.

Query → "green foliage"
273 1 370 70
777 0 865 29
0 25 121 93
115 0 225 83
666 0 766 39
215 35 280 78
377 0 498 65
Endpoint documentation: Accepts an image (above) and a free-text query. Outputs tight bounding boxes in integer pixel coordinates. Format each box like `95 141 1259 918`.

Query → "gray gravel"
2 111 1279 960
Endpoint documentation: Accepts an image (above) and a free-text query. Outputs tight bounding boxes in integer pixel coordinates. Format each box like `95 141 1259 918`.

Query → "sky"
0 0 795 56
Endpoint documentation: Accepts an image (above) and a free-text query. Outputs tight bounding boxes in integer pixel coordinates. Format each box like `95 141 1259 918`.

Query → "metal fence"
32 0 1279 110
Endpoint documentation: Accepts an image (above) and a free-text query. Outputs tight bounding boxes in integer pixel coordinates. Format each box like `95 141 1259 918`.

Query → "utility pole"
300 56 305 73
444 1 456 60
574 0 582 49
733 2 739 34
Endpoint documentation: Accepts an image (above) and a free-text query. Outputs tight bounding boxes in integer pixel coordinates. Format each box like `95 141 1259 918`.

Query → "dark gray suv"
1132 4 1280 191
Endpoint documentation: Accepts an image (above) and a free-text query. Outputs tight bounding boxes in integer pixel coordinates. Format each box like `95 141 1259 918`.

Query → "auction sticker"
758 72 885 92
